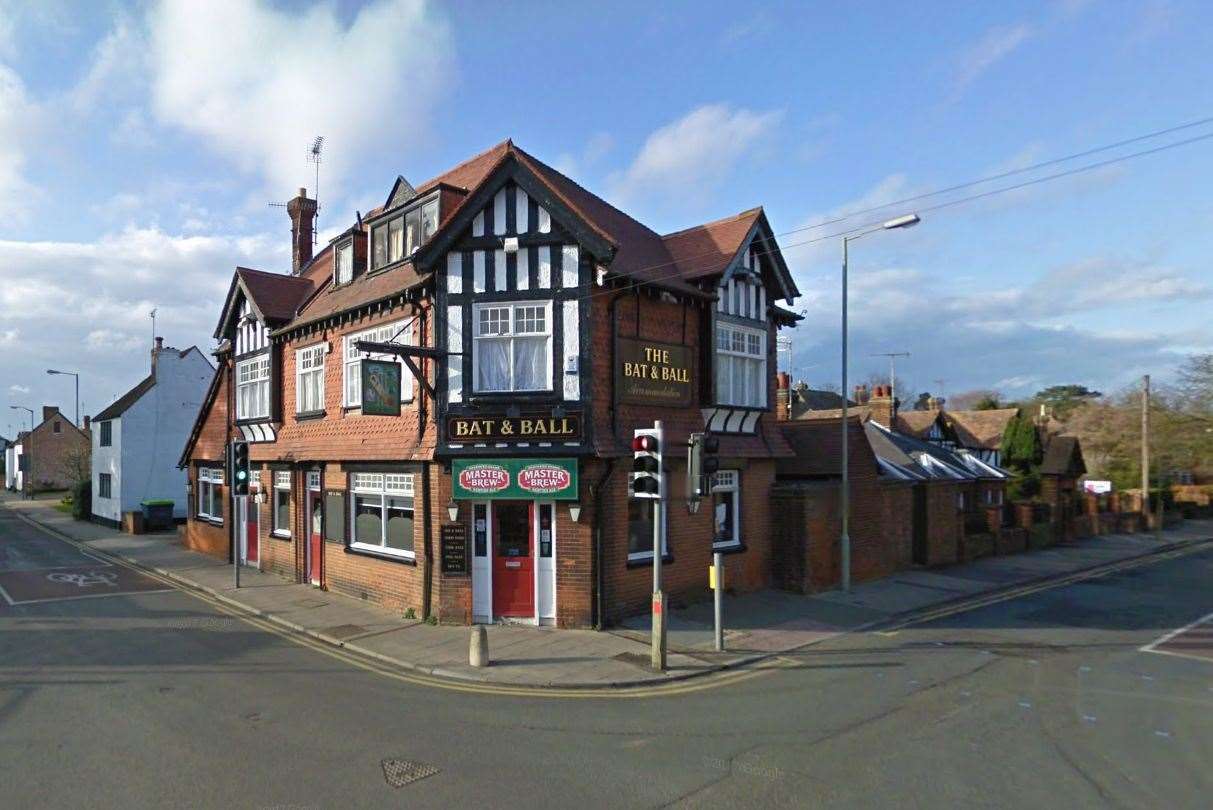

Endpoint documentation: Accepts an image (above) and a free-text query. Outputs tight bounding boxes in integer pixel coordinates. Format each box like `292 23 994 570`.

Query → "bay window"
295 344 326 414
350 472 414 559
344 320 413 408
235 356 271 420
473 301 552 392
711 470 741 549
715 323 767 407
197 467 223 522
272 471 291 536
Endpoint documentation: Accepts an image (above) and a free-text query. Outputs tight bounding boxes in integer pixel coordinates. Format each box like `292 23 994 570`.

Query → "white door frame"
534 500 557 625
306 471 322 586
471 501 493 623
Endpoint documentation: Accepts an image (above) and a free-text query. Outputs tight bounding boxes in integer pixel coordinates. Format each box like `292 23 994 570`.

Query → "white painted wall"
91 418 122 522
4 444 16 490
91 346 214 521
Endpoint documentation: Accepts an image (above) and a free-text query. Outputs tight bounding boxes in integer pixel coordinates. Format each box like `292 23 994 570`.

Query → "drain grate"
381 759 439 789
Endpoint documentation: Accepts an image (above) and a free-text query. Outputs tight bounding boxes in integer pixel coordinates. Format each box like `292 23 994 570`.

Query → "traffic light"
231 441 250 496
701 433 720 489
630 428 662 499
687 433 710 499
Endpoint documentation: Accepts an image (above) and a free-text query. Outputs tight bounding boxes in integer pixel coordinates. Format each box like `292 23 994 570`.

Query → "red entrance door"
492 502 534 618
308 494 323 586
245 500 259 564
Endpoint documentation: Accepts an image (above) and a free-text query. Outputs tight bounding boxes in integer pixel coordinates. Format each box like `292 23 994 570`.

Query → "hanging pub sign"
452 458 579 500
445 410 582 443
360 359 401 416
616 337 693 407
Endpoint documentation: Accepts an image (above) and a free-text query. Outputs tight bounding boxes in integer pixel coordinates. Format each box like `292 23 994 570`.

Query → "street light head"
47 369 60 375
882 213 920 230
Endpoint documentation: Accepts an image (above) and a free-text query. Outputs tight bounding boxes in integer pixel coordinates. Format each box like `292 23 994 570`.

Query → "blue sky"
1 0 1211 434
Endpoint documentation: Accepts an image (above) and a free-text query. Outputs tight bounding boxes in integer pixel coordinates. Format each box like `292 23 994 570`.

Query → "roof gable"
385 175 418 210
93 375 156 422
1040 435 1086 476
214 267 314 338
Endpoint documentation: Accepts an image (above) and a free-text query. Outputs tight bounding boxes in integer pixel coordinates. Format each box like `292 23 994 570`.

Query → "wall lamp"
447 498 459 522
568 503 581 522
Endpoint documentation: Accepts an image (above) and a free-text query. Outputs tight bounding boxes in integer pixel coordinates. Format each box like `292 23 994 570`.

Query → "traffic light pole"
651 420 666 672
231 443 240 590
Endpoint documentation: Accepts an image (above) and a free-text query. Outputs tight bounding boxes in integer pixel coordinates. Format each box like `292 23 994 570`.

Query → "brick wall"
26 408 90 491
922 480 962 566
183 368 230 559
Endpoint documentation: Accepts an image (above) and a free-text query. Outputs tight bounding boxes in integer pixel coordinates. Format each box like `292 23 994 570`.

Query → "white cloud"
954 23 1033 91
0 226 282 415
8 383 29 394
609 104 783 206
146 0 453 200
70 16 146 114
554 131 615 182
0 63 37 224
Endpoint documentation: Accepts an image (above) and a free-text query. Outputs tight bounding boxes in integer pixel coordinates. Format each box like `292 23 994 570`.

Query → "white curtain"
477 339 510 391
513 336 548 390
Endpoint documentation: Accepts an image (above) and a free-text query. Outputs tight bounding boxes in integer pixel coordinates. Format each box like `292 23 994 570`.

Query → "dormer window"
370 196 440 271
334 240 353 286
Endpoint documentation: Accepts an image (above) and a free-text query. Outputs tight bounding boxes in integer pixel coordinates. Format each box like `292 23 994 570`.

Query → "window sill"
234 417 273 426
270 530 292 541
626 552 674 569
197 516 223 526
345 544 417 565
712 540 747 555
294 410 327 422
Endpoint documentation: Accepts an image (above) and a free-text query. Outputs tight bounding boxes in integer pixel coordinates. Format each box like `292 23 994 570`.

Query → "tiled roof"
277 139 795 334
777 416 875 478
943 408 1019 450
1040 435 1086 476
93 375 155 422
661 208 763 281
236 267 315 323
895 409 941 438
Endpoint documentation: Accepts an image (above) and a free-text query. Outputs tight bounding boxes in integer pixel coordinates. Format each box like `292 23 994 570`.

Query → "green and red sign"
452 458 578 500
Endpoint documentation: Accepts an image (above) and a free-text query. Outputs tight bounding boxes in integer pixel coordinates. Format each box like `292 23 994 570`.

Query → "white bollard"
469 625 489 668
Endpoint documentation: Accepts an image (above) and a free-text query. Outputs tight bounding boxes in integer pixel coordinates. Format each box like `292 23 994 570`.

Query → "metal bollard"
469 625 489 668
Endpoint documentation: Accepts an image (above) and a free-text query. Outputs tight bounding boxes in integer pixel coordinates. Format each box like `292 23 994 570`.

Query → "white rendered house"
91 339 214 525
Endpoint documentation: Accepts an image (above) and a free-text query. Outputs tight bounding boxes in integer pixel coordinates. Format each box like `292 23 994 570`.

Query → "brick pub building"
181 140 800 627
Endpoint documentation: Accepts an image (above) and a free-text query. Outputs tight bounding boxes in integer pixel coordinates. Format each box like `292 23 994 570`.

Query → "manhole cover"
612 651 651 669
381 759 439 788
324 624 368 640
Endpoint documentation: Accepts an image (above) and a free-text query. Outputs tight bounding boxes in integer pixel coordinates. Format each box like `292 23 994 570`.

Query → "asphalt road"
2 504 1211 809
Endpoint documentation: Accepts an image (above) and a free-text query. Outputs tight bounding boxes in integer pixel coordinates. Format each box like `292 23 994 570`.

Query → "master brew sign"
616 337 693 407
446 411 582 443
452 458 579 500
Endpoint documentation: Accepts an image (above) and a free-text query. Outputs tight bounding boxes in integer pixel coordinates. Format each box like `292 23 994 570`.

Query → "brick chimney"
83 415 91 431
775 372 791 421
152 335 164 375
853 384 870 405
287 187 317 274
42 405 58 424
868 385 897 428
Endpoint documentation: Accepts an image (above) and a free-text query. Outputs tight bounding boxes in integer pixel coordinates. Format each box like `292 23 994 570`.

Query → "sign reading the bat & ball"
616 337 693 407
360 359 402 416
446 411 582 443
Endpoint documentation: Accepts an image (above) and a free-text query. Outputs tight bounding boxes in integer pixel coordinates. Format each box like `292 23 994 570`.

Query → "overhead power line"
578 125 1213 305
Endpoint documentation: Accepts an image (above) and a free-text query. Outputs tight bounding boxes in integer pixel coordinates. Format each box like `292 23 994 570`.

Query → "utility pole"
1141 374 1151 531
871 351 910 407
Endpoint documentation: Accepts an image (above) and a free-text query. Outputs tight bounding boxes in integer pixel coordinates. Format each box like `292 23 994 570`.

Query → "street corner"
0 563 169 606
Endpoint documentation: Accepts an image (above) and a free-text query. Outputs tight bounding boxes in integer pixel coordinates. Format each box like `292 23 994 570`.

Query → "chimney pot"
83 415 90 431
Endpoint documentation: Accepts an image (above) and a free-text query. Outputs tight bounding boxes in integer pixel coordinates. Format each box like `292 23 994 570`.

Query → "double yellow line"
8 508 768 699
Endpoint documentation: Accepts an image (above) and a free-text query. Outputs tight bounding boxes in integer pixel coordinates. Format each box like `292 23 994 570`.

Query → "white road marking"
1 589 174 606
1140 610 1213 662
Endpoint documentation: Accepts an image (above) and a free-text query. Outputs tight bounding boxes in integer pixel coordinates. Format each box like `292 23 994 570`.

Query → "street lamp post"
46 370 80 427
840 213 920 593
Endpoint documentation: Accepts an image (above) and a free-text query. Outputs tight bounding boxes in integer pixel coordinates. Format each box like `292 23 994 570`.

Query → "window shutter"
324 491 346 543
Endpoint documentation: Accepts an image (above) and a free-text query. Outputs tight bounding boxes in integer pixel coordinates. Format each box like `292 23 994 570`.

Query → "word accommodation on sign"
446 413 582 443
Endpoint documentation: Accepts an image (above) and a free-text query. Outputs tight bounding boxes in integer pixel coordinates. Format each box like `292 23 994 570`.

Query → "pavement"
4 495 1213 808
4 489 1211 690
